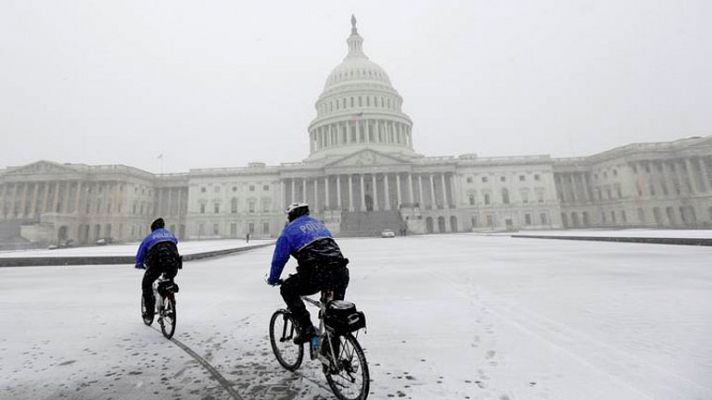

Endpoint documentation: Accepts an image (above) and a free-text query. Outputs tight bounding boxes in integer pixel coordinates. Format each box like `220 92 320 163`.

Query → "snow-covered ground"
0 239 271 258
0 235 710 399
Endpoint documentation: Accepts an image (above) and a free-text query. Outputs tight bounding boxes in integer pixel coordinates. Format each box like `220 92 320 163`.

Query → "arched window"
231 197 238 213
502 188 510 204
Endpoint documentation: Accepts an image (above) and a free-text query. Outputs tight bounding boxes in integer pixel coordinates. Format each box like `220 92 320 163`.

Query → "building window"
501 188 510 204
249 185 255 192
213 224 219 235
534 174 540 181
230 223 237 237
248 223 255 234
201 187 206 193
482 177 488 183
468 195 475 205
466 177 473 183
232 186 237 192
263 222 270 234
200 203 205 214
231 198 238 213
484 193 491 205
519 175 525 181
500 176 506 182
540 213 547 225
214 186 220 193
263 185 269 191
525 214 532 225
248 200 255 214
214 202 220 214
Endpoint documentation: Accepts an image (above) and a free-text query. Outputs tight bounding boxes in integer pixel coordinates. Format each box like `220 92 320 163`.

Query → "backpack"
147 241 181 269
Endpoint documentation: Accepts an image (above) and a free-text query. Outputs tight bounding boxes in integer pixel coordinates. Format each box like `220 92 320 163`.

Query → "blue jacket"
135 228 178 268
268 215 339 284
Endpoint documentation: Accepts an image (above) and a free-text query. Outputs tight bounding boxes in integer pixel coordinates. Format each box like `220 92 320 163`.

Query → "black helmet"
286 202 309 222
150 218 165 231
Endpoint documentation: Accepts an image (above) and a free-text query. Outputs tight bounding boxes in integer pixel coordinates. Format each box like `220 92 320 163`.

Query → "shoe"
142 309 154 320
293 325 317 345
310 336 321 360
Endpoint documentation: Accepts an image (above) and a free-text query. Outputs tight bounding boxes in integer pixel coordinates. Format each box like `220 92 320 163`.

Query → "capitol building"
1 18 712 247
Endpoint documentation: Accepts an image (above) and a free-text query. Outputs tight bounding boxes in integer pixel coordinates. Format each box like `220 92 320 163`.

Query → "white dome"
306 16 416 162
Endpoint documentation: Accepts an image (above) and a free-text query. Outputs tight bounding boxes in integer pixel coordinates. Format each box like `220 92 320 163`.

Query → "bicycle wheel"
324 333 370 400
269 309 304 371
160 295 177 339
141 295 153 326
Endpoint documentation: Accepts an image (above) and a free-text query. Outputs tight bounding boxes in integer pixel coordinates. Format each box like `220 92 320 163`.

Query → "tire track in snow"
169 336 245 400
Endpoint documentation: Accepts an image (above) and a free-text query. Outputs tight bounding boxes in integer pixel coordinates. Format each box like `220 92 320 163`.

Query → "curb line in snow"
511 235 712 246
0 242 275 267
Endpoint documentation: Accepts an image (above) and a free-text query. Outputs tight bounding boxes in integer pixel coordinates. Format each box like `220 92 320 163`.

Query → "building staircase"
339 210 406 237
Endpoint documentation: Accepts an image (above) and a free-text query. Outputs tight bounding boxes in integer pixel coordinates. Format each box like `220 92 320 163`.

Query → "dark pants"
280 264 350 330
142 263 178 312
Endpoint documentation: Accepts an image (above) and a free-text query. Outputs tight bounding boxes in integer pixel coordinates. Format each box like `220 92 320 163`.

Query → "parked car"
380 229 396 238
95 237 114 246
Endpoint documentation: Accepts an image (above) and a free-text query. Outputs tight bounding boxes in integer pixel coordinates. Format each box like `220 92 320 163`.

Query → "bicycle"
141 274 179 339
269 282 370 400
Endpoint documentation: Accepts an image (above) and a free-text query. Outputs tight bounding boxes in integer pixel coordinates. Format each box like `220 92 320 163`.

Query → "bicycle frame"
302 292 340 368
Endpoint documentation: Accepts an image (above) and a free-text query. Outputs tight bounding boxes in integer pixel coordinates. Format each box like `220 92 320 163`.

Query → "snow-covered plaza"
0 234 710 400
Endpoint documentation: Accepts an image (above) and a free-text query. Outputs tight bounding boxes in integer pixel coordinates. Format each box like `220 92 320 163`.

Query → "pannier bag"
157 281 179 296
324 300 366 335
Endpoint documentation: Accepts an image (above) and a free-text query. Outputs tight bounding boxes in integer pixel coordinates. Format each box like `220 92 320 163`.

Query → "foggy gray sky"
1 0 711 173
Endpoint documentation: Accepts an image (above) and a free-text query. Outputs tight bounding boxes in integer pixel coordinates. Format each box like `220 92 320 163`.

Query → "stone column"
348 175 354 211
325 176 330 210
441 174 448 209
0 183 6 218
336 175 342 210
418 175 424 207
429 174 436 209
384 173 391 210
675 159 693 194
302 179 307 203
19 183 28 217
359 175 366 211
408 174 414 205
371 174 378 211
30 183 38 217
280 180 285 210
291 179 296 204
686 158 702 193
698 157 710 192
396 173 402 208
42 182 50 213
63 182 71 213
313 179 318 211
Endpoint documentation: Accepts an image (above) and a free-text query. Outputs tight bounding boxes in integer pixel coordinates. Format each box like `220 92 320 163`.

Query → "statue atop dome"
351 14 357 34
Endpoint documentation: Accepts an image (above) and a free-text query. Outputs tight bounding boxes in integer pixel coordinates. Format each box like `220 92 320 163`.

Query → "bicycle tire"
160 294 177 339
141 295 153 326
269 309 304 371
324 333 370 400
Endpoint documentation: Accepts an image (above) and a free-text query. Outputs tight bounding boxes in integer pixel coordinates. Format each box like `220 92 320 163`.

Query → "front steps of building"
339 210 406 237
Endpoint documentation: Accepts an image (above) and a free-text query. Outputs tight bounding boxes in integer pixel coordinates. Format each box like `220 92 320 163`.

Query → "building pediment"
4 161 80 176
325 149 412 168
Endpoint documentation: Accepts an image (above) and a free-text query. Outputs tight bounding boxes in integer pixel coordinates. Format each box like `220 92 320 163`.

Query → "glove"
135 263 146 270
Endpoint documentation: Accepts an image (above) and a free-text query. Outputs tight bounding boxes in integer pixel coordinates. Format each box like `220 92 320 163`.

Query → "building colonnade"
279 172 456 213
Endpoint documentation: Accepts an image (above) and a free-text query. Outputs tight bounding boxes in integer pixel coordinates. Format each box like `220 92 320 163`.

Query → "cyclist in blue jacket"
267 203 350 343
136 218 181 320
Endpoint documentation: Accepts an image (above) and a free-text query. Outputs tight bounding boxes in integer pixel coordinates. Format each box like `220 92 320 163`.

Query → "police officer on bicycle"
136 218 181 320
267 203 350 343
